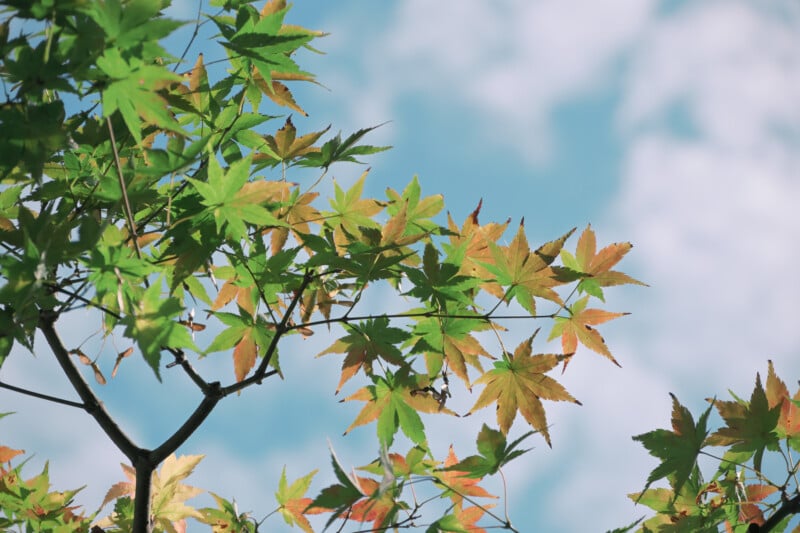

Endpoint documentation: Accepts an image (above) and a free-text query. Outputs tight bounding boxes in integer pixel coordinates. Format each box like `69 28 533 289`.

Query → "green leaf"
121 279 199 380
706 373 781 473
308 446 364 531
318 316 409 392
632 393 712 500
299 124 391 169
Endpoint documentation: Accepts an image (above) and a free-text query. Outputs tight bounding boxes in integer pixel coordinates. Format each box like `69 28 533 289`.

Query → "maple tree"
0 1 654 532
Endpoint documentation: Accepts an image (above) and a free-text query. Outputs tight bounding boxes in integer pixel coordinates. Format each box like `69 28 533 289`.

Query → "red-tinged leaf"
571 224 645 287
233 333 257 383
276 467 318 533
447 200 510 278
476 223 571 312
453 500 493 533
764 361 800 442
346 476 402 530
101 481 134 509
739 484 778 526
0 445 24 462
318 317 408 393
707 373 781 472
469 336 576 444
211 280 238 311
548 295 627 367
436 446 497 504
341 387 387 435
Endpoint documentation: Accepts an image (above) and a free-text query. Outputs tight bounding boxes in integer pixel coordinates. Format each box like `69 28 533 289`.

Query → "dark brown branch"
759 492 800 532
0 380 85 409
252 269 315 379
164 348 214 395
38 309 144 462
133 457 155 533
220 369 279 397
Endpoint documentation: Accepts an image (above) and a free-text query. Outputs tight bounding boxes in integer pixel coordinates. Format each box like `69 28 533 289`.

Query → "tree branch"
760 492 800 532
38 309 144 463
0 380 85 409
164 347 214 395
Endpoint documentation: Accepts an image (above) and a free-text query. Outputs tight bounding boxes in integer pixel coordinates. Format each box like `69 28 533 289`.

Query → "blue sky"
2 1 800 531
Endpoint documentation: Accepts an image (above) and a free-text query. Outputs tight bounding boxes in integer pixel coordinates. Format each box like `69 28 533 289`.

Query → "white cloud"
321 0 658 162
612 0 800 385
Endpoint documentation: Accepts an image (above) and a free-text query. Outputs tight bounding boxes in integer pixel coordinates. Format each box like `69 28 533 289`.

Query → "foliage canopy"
13 1 798 532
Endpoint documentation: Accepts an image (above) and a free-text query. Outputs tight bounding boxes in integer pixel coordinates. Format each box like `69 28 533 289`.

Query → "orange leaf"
571 224 645 287
436 446 497 504
549 296 627 367
0 446 24 463
233 334 257 382
470 335 577 444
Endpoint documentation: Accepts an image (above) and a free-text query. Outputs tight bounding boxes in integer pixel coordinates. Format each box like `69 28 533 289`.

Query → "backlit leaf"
469 335 577 445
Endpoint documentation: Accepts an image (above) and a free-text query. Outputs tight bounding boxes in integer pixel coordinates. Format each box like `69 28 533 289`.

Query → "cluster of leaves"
627 362 800 532
0 413 95 532
0 0 643 531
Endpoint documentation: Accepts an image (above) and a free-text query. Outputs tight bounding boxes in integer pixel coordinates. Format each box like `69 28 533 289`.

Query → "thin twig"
106 116 144 262
0 380 85 409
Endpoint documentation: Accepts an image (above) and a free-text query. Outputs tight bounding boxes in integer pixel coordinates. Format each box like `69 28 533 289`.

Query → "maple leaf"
342 368 455 446
308 446 368 530
97 454 204 532
403 243 481 310
298 124 391 169
469 335 578 445
346 476 405 530
322 170 385 251
254 116 328 166
765 360 800 450
628 469 719 532
547 295 627 367
633 393 712 499
268 189 321 255
737 483 778 527
477 223 573 314
435 446 497 504
121 280 200 380
411 311 493 385
453 501 493 533
199 492 258 533
444 200 510 278
0 445 24 462
275 467 320 533
318 317 409 393
706 373 781 473
560 224 646 300
445 424 534 478
385 176 445 235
